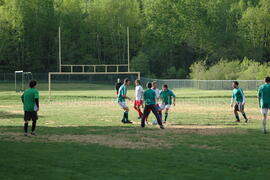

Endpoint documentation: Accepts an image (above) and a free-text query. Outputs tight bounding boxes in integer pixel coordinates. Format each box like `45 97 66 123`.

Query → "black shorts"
24 111 38 121
234 103 244 112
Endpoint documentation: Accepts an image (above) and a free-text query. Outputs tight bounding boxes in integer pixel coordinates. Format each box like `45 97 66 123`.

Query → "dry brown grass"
0 125 246 149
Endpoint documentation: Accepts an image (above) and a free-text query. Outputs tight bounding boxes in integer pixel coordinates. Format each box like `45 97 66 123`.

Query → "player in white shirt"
134 79 144 118
145 81 162 123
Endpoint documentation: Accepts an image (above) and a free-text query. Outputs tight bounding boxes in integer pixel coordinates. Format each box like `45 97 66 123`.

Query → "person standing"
115 78 123 95
230 81 248 123
258 77 270 134
141 82 164 129
21 80 39 136
117 78 132 124
134 79 144 119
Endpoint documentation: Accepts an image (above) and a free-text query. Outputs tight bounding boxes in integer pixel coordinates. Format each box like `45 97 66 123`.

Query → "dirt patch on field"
0 125 246 149
0 132 171 149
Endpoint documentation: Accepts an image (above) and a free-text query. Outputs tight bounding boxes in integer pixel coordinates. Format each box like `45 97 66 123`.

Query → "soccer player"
258 77 270 134
134 79 144 119
141 82 164 129
21 80 39 136
159 84 176 123
115 78 123 95
230 81 248 123
117 78 132 124
145 81 161 123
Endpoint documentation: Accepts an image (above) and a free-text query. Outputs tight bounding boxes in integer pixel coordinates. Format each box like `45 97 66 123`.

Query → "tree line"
0 0 270 79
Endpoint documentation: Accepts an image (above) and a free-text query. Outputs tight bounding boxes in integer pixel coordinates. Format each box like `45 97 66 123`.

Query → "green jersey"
160 89 175 105
231 88 245 103
21 88 39 111
117 84 127 102
258 84 270 108
143 89 156 105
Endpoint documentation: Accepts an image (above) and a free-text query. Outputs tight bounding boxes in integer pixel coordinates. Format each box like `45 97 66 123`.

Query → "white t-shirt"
135 85 144 100
152 88 160 103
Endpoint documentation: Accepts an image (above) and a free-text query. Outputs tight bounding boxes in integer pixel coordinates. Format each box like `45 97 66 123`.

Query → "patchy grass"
0 89 270 179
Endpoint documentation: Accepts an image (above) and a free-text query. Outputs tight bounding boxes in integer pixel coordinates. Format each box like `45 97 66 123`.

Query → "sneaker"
245 119 248 123
160 125 165 129
31 132 36 136
235 120 240 123
24 133 28 136
125 120 133 124
121 119 126 123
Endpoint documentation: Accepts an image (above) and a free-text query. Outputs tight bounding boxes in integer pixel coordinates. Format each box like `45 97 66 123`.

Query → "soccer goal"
14 70 33 92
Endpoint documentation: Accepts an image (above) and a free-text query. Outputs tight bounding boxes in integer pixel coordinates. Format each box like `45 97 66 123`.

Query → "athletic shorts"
134 100 143 106
261 108 269 115
24 111 38 121
159 104 171 110
118 101 128 109
234 102 244 112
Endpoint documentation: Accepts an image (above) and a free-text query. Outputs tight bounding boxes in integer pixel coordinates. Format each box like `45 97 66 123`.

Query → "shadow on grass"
0 111 45 120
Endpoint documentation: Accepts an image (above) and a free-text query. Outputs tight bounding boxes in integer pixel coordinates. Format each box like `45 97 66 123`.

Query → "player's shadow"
0 111 45 120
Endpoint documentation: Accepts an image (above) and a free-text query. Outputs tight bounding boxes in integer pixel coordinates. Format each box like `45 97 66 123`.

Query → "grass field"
0 87 270 180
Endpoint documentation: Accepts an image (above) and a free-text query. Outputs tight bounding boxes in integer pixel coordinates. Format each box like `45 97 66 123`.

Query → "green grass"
0 87 270 180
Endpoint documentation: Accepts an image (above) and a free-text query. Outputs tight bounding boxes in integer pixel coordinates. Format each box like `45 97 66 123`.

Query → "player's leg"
118 102 131 123
134 100 143 118
164 105 171 122
31 111 38 135
234 103 240 122
23 111 30 136
239 104 248 123
141 105 151 128
150 105 164 129
261 108 268 134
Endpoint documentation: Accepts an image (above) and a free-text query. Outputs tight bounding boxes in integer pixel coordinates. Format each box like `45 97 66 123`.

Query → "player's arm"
240 89 246 105
35 91 39 111
230 94 234 107
258 88 261 108
21 94 24 103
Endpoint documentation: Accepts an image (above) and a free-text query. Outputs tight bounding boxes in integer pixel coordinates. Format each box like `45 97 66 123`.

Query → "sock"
165 113 168 122
242 112 248 120
32 120 36 132
124 111 129 121
122 112 126 121
24 122 28 133
235 114 240 121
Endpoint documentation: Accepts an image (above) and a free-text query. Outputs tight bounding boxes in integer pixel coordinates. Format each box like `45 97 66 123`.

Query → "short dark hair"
135 79 141 85
124 78 130 84
265 77 270 83
233 81 239 86
163 84 168 89
29 80 37 88
147 82 152 88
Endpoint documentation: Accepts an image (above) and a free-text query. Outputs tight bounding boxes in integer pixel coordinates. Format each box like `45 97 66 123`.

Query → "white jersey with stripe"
135 85 144 100
152 88 160 104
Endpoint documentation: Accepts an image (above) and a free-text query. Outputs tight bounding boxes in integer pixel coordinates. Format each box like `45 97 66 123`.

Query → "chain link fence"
0 73 264 91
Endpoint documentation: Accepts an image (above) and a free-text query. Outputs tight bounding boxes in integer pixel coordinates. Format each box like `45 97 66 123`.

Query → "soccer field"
0 88 270 179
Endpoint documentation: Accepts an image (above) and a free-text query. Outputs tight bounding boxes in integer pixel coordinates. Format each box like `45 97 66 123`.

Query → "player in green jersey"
117 78 132 124
258 77 270 134
141 82 164 129
230 81 248 123
159 84 176 123
21 80 39 136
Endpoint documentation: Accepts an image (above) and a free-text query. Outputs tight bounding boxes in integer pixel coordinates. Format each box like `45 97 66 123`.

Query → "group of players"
115 78 176 129
20 77 270 135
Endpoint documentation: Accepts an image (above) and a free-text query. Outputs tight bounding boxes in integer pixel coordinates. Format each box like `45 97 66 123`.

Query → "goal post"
48 71 140 99
14 70 33 92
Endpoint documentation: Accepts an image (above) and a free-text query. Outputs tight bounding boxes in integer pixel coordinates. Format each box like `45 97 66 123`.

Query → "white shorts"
118 101 128 109
159 104 171 110
261 108 269 115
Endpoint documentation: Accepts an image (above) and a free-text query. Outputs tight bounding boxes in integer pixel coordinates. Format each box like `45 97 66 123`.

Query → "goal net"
15 71 33 92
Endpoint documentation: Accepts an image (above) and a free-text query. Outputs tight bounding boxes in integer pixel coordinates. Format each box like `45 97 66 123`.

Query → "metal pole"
59 26 62 72
48 72 51 101
14 71 16 92
127 27 130 72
